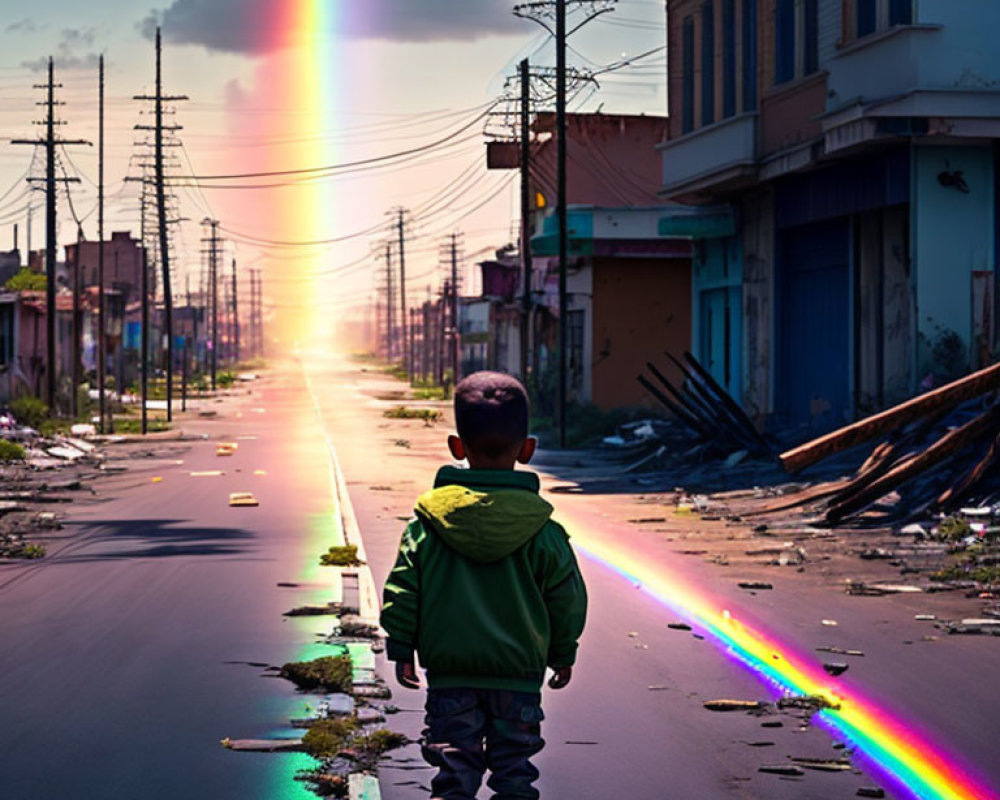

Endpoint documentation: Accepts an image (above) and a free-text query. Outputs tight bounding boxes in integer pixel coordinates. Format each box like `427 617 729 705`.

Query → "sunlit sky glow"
0 0 667 345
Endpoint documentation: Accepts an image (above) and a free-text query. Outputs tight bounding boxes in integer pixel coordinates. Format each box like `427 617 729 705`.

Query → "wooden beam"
824 405 1000 524
781 361 1000 473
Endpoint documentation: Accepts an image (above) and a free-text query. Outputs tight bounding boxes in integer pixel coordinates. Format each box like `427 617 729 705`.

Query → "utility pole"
98 55 107 433
450 233 460 385
231 258 239 365
423 297 431 383
556 0 568 448
513 0 615 447
140 234 149 435
135 28 188 422
12 58 89 411
519 57 533 383
201 219 220 390
187 277 198 379
245 269 253 360
396 209 408 367
409 307 417 382
72 225 82 418
384 242 395 360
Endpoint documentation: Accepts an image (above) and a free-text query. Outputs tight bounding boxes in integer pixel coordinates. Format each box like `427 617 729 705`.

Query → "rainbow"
228 0 348 346
563 514 997 800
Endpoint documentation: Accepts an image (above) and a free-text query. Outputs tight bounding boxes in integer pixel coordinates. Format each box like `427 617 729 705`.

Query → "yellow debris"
152 477 163 483
253 469 267 476
229 491 259 507
191 471 224 477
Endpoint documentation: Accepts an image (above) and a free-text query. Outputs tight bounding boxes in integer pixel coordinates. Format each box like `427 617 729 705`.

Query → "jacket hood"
416 478 554 564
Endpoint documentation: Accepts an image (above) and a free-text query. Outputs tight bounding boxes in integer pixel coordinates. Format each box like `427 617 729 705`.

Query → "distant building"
64 231 145 298
488 112 724 411
661 0 1000 431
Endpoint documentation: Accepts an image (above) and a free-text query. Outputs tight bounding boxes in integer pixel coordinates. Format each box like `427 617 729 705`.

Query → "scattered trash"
667 622 692 631
703 699 767 712
821 619 839 627
191 470 224 477
777 693 841 712
817 646 865 657
857 788 886 798
823 663 849 676
790 757 852 772
229 492 259 507
738 581 773 590
758 765 805 776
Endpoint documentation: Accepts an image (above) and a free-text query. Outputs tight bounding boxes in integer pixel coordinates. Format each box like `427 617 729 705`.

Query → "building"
64 231 144 298
487 112 727 411
661 0 1000 431
0 291 46 403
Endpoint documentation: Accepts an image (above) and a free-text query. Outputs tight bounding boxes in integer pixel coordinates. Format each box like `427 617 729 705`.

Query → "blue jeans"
422 687 545 800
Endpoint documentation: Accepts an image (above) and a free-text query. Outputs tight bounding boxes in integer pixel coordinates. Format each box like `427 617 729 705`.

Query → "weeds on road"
383 406 440 423
320 544 363 567
0 440 26 462
280 655 354 693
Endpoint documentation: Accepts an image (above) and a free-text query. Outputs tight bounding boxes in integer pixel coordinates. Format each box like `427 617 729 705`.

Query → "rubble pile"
0 410 103 559
777 361 1000 526
637 351 772 458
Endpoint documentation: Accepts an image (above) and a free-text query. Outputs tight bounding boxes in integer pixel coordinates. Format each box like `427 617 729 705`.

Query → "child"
381 371 588 800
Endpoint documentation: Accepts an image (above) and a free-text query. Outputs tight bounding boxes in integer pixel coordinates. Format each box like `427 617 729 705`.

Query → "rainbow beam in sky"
564 518 997 800
250 0 346 344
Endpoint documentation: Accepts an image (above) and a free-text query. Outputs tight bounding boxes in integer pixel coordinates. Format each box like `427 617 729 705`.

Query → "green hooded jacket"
380 466 588 693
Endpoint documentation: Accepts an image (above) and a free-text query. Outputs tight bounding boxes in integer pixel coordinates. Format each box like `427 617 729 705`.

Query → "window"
682 16 695 133
567 310 585 392
742 0 757 110
803 0 819 75
0 304 12 369
774 0 795 84
701 2 715 126
857 0 878 37
888 0 912 25
722 0 736 118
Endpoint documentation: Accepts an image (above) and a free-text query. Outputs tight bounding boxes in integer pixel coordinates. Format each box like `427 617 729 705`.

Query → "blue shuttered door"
778 218 851 428
700 286 742 402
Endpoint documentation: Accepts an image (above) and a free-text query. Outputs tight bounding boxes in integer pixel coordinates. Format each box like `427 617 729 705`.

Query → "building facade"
661 0 1000 431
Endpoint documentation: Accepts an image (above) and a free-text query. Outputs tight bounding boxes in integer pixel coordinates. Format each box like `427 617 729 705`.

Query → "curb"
301 361 384 800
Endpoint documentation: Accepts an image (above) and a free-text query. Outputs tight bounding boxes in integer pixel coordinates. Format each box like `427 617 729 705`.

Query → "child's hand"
548 666 572 689
395 660 420 689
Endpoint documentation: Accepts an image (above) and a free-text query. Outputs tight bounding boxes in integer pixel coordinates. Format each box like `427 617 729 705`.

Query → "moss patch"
280 656 354 693
383 406 441 423
301 716 362 759
295 772 348 798
0 440 26 462
937 516 973 541
320 545 362 567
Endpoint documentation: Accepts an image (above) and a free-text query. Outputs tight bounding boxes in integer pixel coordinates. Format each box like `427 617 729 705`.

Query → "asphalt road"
2 354 999 800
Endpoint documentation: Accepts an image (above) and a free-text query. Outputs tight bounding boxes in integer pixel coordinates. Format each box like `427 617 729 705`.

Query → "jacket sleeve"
538 522 588 669
380 520 422 663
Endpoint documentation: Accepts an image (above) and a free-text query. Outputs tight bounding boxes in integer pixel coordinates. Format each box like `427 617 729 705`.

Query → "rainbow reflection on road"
569 528 997 800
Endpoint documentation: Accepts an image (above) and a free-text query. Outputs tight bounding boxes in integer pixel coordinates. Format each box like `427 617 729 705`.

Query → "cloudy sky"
0 0 666 337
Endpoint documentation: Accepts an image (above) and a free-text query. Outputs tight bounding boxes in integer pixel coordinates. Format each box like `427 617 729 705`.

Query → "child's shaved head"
454 372 529 460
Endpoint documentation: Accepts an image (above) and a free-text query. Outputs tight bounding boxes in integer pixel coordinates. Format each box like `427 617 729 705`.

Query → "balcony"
658 112 758 200
826 24 943 109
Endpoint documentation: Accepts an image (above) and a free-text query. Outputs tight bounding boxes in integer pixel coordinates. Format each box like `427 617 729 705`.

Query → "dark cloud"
140 0 524 54
6 18 42 34
21 27 101 73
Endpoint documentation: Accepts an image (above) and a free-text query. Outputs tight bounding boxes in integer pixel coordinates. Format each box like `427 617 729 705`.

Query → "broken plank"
781 361 1000 473
825 405 1000 524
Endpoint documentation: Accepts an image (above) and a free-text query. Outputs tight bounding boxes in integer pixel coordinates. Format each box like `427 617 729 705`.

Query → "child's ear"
516 436 537 465
447 435 466 462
